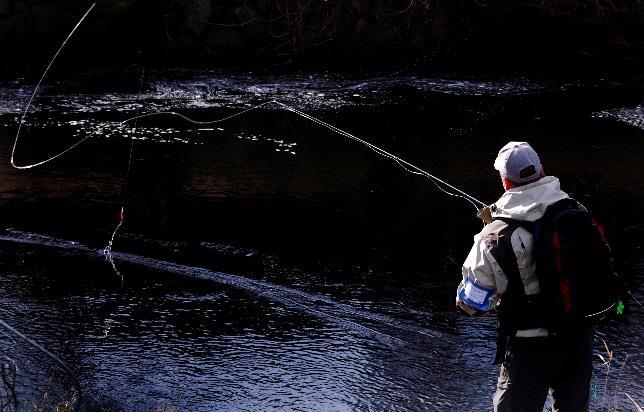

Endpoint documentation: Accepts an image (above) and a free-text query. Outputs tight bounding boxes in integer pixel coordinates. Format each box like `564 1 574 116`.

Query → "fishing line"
103 202 124 281
11 3 96 170
0 231 454 351
627 290 643 309
122 100 486 212
8 0 480 367
102 68 146 282
0 319 82 409
10 0 484 213
273 101 486 211
119 101 275 125
15 0 639 401
272 294 409 347
2 4 95 408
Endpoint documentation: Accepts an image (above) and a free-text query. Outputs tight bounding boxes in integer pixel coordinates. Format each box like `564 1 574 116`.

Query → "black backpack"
525 198 622 331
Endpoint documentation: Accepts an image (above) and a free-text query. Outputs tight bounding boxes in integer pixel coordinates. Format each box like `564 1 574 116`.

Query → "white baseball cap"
493 141 542 183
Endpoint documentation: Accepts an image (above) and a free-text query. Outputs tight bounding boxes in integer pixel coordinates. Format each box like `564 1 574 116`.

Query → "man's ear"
502 177 515 190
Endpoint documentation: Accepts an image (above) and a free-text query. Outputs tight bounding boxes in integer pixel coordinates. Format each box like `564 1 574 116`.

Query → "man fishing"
455 141 615 412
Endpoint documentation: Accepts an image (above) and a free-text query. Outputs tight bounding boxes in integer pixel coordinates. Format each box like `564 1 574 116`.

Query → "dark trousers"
493 328 594 412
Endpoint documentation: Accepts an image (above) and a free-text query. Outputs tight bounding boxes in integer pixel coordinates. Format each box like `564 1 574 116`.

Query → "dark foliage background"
1 0 644 74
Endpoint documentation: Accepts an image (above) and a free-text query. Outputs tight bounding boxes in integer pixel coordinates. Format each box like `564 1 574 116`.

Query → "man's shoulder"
480 220 512 250
481 220 507 237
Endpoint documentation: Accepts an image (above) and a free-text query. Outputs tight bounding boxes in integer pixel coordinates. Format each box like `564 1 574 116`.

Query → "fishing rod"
121 102 488 213
10 0 486 215
273 101 487 211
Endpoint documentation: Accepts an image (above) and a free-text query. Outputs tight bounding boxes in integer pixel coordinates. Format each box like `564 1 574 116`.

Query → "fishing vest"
481 219 547 364
486 198 622 364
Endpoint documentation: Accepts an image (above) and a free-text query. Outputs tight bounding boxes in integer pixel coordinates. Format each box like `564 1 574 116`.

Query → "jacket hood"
491 176 569 222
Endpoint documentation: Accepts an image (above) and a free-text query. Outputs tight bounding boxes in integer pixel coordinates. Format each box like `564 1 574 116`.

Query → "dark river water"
0 70 642 411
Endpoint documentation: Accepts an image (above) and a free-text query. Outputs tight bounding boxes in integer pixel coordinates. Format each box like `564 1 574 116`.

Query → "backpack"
523 198 622 331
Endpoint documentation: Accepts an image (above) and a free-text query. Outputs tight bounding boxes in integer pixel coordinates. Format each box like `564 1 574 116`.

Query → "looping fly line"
11 3 96 170
121 101 486 212
10 0 486 215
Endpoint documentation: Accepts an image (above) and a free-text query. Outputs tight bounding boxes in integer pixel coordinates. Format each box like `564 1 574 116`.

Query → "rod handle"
476 206 493 224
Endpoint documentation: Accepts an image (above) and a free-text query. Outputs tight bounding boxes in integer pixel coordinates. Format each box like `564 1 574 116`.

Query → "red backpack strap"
592 218 609 246
551 230 572 315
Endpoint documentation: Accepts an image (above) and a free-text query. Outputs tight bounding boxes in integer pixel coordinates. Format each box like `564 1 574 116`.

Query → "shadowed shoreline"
1 0 644 77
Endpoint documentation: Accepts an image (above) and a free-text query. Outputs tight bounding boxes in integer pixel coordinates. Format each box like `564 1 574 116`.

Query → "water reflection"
0 71 642 410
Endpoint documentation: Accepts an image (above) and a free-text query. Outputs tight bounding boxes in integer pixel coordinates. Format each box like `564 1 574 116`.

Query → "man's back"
458 175 569 323
456 141 596 412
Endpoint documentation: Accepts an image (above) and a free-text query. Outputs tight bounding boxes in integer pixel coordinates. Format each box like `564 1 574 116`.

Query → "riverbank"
2 0 644 77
